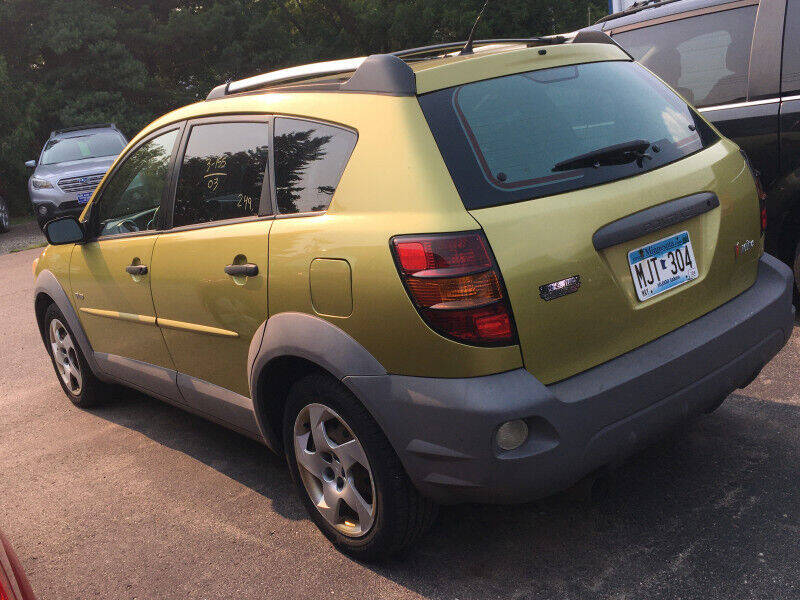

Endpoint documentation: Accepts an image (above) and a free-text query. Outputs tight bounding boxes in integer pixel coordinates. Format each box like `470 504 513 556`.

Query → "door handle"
125 264 148 276
224 263 258 277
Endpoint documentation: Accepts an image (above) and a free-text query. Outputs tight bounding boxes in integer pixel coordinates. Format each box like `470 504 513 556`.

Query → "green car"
33 32 794 559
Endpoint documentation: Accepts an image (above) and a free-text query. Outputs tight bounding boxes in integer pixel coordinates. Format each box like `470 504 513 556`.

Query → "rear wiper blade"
552 139 653 172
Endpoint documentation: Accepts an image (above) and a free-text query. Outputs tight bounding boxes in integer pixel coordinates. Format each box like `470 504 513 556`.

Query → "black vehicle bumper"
345 254 794 504
33 201 84 228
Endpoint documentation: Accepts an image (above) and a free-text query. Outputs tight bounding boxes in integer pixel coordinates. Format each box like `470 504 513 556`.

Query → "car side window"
613 6 757 107
783 0 800 95
274 117 357 214
172 121 269 228
94 129 179 238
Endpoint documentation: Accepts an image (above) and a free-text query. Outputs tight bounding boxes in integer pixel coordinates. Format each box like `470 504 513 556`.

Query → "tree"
0 0 608 216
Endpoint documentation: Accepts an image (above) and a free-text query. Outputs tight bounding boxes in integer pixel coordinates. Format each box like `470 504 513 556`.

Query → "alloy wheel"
293 403 376 537
49 318 82 395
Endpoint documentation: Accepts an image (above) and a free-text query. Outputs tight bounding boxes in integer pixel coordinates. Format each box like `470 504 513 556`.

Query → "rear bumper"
345 254 794 504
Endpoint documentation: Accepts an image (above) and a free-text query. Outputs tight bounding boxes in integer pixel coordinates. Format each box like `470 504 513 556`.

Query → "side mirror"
43 216 85 245
25 160 36 169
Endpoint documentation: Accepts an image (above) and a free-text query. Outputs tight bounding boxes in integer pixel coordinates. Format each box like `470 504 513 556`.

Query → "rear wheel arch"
248 313 387 452
253 355 334 452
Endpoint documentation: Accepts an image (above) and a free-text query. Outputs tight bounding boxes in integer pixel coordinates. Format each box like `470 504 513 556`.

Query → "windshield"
40 131 126 165
419 60 718 210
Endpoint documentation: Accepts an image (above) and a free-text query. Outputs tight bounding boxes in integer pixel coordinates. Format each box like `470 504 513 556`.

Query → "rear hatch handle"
592 192 719 251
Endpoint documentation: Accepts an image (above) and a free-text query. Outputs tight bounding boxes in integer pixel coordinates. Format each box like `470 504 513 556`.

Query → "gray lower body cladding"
344 254 794 504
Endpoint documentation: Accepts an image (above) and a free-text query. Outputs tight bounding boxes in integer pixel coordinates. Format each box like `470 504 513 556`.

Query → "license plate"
628 231 698 301
77 191 92 204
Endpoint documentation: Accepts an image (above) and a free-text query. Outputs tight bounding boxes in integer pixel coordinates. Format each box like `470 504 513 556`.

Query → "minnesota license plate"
77 191 92 204
628 231 698 301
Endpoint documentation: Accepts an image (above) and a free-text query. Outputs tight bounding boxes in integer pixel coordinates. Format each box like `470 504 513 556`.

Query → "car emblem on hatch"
539 275 581 301
735 239 755 258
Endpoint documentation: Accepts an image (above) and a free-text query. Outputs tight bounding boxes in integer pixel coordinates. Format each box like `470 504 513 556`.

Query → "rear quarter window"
419 60 718 210
274 118 357 214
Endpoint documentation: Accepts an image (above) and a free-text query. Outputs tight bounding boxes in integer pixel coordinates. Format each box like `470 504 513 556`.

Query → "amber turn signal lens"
406 269 503 309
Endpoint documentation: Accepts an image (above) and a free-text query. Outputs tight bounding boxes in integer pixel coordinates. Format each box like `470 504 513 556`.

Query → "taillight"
740 150 767 234
391 231 517 346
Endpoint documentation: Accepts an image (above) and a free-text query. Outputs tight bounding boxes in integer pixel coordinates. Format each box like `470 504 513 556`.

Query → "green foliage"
0 0 607 215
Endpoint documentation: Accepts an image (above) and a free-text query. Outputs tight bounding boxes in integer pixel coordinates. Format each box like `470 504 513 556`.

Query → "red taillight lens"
391 232 517 346
423 303 513 344
394 233 492 275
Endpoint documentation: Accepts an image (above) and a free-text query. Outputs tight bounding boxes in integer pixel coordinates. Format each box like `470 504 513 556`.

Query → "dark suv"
583 0 800 289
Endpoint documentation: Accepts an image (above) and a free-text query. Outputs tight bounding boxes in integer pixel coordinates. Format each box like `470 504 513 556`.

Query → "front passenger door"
70 127 180 372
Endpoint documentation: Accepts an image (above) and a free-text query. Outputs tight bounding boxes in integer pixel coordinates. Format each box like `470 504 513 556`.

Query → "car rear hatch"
419 57 763 384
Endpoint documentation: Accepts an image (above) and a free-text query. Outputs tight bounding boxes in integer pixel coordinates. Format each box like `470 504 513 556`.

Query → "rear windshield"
41 130 126 165
419 60 718 210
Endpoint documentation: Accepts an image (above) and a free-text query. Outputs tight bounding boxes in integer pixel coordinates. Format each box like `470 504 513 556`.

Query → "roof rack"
51 123 117 136
595 0 682 24
391 37 566 61
206 32 622 100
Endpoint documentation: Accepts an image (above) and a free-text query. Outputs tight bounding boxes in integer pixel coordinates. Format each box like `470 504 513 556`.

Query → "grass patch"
9 241 46 253
10 215 34 226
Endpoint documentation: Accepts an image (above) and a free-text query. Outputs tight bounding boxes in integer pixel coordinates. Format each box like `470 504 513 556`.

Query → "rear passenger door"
611 0 782 186
149 117 272 414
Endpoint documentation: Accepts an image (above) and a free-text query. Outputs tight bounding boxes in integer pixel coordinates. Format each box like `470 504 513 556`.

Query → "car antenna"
459 0 490 55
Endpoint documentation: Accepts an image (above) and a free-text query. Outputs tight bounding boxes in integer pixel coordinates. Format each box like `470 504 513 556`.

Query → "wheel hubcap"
49 318 82 395
293 403 376 537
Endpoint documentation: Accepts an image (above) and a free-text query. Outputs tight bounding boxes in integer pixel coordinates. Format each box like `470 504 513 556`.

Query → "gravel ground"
0 218 45 255
1 247 799 599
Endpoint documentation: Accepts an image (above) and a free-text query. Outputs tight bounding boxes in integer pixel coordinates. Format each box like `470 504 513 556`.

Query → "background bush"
0 0 607 216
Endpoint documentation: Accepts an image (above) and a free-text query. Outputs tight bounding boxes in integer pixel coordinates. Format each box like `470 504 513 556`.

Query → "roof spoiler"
51 123 117 136
206 32 628 100
567 30 634 59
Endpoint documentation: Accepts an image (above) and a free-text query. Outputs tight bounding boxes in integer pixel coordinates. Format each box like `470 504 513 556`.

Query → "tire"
793 239 800 303
703 395 727 414
44 303 109 408
283 372 437 560
0 196 9 233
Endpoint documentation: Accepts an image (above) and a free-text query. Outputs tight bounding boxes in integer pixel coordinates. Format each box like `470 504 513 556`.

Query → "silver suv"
26 124 127 228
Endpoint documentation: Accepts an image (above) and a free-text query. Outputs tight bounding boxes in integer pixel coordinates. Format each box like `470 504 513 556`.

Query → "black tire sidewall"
0 197 8 233
794 239 800 291
44 303 99 407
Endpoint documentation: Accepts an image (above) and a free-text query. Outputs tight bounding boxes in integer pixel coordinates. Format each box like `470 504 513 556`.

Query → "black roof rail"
51 123 117 136
595 0 683 24
206 54 419 100
205 33 626 100
392 37 566 60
